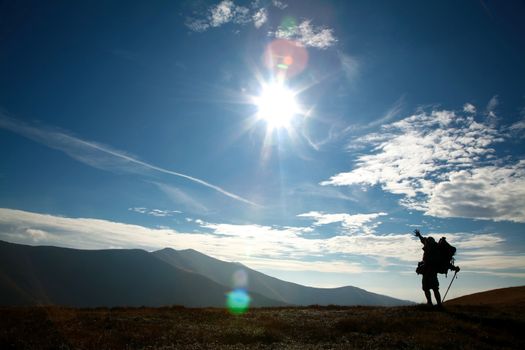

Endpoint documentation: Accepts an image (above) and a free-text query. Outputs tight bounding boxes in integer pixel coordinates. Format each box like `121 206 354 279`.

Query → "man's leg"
424 289 432 305
433 288 442 306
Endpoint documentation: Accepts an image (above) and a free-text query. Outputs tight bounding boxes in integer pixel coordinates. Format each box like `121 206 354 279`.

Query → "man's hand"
414 229 421 237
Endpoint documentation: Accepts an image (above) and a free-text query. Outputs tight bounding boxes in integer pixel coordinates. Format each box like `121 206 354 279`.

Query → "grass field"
1 303 524 349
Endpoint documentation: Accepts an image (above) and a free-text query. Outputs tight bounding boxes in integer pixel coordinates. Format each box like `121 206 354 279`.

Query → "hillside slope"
153 247 411 306
0 240 284 307
446 286 525 306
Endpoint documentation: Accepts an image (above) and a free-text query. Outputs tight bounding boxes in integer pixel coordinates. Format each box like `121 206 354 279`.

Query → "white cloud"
322 107 525 223
1 207 520 278
486 95 499 123
185 2 337 50
272 0 288 10
129 207 182 217
425 162 525 222
297 211 386 234
186 0 272 32
273 20 337 49
186 18 210 32
463 103 476 113
25 228 49 241
510 119 525 131
0 113 257 206
252 8 267 28
487 95 499 112
210 1 235 27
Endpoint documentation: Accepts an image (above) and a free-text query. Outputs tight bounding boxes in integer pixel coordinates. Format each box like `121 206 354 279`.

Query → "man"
414 229 459 307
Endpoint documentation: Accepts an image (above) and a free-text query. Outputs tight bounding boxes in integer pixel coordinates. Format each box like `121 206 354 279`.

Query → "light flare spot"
226 289 251 315
232 269 248 288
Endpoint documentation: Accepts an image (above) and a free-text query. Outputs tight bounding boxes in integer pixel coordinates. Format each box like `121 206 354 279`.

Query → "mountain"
0 240 410 307
0 240 284 307
445 286 525 306
153 247 411 306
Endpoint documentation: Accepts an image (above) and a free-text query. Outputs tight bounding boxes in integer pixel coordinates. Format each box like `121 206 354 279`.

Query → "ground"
1 303 524 349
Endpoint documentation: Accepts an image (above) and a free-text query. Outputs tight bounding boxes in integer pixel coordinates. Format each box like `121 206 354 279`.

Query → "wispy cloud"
338 52 359 81
298 211 386 234
0 113 258 206
128 207 182 217
340 97 405 144
252 8 268 29
210 0 236 27
186 0 272 32
151 182 209 213
185 1 338 49
271 0 288 10
463 103 476 113
288 183 358 202
485 95 499 124
322 106 525 223
273 20 337 49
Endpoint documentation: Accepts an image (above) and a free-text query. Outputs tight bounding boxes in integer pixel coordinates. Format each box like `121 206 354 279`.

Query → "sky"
1 0 524 302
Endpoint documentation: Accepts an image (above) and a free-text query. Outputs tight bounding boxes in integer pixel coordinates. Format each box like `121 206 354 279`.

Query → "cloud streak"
128 207 182 217
0 113 258 206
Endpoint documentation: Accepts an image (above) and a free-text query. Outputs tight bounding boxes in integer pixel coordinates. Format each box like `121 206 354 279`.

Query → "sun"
254 82 300 130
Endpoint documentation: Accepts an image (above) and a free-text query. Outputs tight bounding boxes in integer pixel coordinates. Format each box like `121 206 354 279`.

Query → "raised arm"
414 229 426 244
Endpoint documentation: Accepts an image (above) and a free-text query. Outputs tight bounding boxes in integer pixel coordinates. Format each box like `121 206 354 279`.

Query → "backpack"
436 237 456 275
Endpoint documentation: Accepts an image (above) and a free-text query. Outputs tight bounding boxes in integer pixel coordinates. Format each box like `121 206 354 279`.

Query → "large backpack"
436 237 456 275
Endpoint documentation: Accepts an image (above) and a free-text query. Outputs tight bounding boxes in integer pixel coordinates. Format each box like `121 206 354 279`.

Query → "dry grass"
1 304 524 349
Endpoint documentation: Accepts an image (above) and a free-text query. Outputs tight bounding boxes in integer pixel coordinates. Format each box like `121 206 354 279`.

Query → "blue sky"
1 0 524 302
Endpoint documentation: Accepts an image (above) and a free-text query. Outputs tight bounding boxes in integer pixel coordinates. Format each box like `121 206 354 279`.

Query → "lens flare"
226 289 251 315
280 16 297 33
263 39 308 78
232 269 248 288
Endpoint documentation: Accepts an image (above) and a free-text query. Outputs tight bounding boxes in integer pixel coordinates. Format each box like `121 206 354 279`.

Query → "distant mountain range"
0 240 411 307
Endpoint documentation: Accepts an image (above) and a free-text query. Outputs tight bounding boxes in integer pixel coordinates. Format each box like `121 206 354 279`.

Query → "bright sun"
254 82 299 130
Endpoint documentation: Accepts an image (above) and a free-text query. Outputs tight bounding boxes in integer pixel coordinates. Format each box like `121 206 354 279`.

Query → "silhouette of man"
414 229 442 307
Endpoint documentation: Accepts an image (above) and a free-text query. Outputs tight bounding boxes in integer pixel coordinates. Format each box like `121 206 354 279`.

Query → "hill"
446 286 525 306
0 240 410 307
0 240 283 307
154 247 411 306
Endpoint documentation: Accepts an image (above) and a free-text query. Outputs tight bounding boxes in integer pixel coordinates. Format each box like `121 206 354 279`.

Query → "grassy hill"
1 301 523 349
446 286 525 306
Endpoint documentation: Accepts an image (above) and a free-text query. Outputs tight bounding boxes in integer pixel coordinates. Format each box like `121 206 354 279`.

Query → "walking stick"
442 270 458 303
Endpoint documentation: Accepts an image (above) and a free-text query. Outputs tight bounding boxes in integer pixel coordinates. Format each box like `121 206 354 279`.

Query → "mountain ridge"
0 240 411 307
0 240 284 307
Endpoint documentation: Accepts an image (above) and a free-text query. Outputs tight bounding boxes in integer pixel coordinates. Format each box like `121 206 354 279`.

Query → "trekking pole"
442 270 458 303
